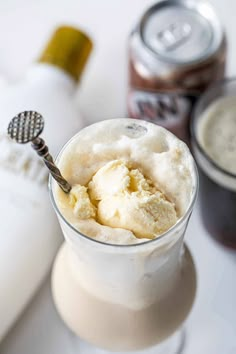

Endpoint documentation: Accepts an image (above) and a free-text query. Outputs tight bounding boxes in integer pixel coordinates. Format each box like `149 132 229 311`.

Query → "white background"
0 0 235 353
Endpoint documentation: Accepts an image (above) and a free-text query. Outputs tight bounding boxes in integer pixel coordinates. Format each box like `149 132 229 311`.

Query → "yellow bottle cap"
38 26 93 81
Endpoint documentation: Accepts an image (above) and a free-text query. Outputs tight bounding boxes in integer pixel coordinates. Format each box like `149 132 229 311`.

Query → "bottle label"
0 133 48 186
128 89 192 128
127 89 196 143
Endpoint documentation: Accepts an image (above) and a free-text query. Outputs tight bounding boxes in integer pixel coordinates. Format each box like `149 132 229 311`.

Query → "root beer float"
50 119 198 352
191 79 236 250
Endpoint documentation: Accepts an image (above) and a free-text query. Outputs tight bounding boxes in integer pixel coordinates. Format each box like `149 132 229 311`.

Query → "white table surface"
0 0 236 353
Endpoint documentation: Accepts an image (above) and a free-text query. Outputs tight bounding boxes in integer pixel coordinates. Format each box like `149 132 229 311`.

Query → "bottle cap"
38 26 93 81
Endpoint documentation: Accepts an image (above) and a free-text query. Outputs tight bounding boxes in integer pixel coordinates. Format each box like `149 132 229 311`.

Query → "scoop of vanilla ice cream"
70 160 177 239
69 185 96 219
97 193 177 239
88 160 131 200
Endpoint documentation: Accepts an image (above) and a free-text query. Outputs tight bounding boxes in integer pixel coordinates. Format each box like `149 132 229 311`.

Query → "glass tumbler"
49 123 198 354
191 78 236 250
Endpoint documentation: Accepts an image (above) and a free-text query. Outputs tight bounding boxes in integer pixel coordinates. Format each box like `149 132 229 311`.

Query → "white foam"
198 96 236 174
196 96 236 190
54 118 196 244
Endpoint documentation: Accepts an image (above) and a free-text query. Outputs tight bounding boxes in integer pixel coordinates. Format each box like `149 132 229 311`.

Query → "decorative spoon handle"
7 111 71 193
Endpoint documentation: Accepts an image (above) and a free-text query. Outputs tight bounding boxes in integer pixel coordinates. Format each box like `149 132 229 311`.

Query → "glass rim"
191 77 236 180
49 127 199 250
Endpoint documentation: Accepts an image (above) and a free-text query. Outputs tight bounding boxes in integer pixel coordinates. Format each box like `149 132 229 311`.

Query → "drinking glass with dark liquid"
191 79 236 250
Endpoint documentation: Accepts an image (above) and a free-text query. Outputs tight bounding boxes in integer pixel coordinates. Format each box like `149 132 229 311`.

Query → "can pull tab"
157 22 192 51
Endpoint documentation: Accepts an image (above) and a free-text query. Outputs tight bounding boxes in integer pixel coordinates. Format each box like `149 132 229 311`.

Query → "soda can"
128 0 227 144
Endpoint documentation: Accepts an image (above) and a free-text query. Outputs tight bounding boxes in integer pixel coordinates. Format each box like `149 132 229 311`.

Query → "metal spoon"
7 110 71 193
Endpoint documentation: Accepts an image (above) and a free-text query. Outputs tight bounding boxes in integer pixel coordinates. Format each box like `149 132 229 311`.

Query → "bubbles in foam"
125 123 147 138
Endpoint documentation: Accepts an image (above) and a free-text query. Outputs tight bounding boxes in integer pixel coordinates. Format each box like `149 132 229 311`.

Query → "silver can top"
140 0 224 65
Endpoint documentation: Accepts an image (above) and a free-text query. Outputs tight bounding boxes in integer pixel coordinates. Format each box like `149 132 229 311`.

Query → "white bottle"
0 26 92 341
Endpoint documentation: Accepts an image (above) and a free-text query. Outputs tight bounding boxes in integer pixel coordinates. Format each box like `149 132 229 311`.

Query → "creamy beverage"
193 93 236 249
50 119 198 351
